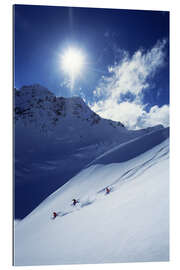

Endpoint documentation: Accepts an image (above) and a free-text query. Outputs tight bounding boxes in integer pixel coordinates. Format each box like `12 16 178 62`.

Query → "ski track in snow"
52 141 169 220
14 138 169 265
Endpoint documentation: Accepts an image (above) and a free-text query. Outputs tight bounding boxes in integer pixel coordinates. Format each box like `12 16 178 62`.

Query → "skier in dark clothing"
106 187 111 194
52 212 57 219
72 199 78 206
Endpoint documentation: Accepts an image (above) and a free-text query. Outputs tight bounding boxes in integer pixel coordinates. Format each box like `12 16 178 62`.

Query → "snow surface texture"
14 84 167 219
14 138 169 266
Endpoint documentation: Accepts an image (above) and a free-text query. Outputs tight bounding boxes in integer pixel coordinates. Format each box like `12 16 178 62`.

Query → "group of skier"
52 187 111 219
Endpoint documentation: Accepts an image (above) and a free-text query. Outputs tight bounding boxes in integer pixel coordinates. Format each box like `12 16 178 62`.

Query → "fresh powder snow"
14 136 169 265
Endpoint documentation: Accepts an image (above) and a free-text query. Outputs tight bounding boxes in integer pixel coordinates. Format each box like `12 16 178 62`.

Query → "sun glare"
61 48 84 90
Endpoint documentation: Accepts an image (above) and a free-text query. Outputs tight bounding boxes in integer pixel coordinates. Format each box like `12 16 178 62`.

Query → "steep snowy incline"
14 84 167 219
14 138 169 266
89 126 169 165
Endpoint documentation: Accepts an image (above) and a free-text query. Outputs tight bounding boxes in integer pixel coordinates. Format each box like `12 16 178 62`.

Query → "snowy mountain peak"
14 84 126 136
18 84 54 98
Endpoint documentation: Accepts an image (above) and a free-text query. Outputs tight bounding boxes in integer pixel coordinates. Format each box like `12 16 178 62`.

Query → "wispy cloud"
137 105 169 129
91 39 169 129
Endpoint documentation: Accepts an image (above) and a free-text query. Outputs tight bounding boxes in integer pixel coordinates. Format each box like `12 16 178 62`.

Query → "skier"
106 187 111 194
52 211 58 219
72 199 78 206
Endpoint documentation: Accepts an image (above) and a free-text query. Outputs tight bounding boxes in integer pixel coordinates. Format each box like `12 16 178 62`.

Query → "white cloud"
93 100 169 130
137 105 169 129
91 39 169 129
94 39 166 99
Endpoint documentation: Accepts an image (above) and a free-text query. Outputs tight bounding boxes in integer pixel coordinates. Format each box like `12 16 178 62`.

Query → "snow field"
14 139 169 265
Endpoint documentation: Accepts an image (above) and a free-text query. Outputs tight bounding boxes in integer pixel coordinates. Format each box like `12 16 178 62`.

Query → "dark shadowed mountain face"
14 84 168 219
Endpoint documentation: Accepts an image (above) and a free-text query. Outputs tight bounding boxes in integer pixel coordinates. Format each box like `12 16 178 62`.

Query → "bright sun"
61 48 84 89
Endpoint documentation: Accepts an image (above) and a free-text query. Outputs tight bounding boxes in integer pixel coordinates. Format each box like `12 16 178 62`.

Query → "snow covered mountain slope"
14 138 169 266
89 126 169 165
14 84 168 219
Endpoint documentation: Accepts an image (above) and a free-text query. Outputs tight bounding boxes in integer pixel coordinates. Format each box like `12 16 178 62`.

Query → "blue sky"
14 5 169 129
